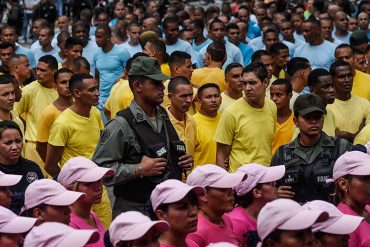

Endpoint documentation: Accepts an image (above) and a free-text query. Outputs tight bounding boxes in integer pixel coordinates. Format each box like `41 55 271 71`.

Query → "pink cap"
257 199 328 242
109 211 170 246
186 164 247 188
303 200 363 234
333 151 370 180
0 171 22 187
0 206 36 234
22 179 85 211
235 164 285 196
24 222 99 247
57 157 115 187
151 179 206 211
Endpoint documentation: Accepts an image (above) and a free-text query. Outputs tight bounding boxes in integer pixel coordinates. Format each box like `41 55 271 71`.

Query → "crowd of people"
0 0 369 246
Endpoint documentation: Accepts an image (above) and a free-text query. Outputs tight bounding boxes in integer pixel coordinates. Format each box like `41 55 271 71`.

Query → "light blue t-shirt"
30 39 58 53
294 40 337 70
83 40 98 74
249 36 264 51
53 52 63 63
248 20 262 40
332 31 352 44
238 42 254 65
33 47 58 63
16 45 36 68
192 39 212 52
120 42 142 57
93 45 130 105
199 40 244 70
294 32 305 43
166 39 201 67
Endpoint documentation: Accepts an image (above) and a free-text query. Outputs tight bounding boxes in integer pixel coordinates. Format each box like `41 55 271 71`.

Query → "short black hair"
243 63 269 83
40 25 54 38
72 20 90 34
95 24 112 36
57 31 70 44
65 37 84 50
192 19 204 30
330 60 351 77
38 55 58 71
270 42 289 55
304 16 321 28
286 57 310 77
163 17 178 30
206 41 226 62
0 120 22 139
251 50 272 64
71 56 90 71
69 73 93 91
271 78 293 94
225 63 243 76
168 51 191 68
198 83 220 98
335 43 353 57
308 68 331 87
168 76 191 94
263 28 278 39
209 18 225 31
0 74 13 85
54 68 73 82
148 39 166 56
225 23 239 32
0 42 15 51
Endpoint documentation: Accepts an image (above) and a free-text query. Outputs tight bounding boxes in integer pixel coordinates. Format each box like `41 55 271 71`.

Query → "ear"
252 188 262 199
132 80 142 93
168 92 174 101
263 78 269 89
155 210 167 221
33 208 44 222
337 177 348 193
288 92 293 100
199 195 208 204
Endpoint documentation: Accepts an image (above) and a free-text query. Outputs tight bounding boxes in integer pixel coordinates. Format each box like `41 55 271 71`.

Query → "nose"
188 204 197 217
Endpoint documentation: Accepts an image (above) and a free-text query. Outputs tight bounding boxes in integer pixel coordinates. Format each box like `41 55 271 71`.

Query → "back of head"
148 38 166 57
71 56 90 72
39 55 58 71
206 41 226 63
139 31 159 49
286 57 310 77
308 68 330 87
57 31 71 44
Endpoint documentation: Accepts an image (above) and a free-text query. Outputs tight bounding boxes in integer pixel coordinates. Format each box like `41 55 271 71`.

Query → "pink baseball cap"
150 179 206 211
0 171 22 187
0 206 36 234
109 211 170 246
235 163 285 196
23 222 99 247
303 200 363 234
186 164 247 188
257 199 328 243
22 179 85 212
333 151 370 181
57 157 115 187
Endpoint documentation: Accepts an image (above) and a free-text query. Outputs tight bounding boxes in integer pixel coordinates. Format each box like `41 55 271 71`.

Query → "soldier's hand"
276 185 295 199
140 156 167 177
178 153 194 172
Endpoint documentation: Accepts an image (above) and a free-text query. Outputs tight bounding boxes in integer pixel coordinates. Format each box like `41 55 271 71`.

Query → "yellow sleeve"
37 106 54 142
354 125 370 145
48 119 69 146
214 109 236 145
14 85 32 115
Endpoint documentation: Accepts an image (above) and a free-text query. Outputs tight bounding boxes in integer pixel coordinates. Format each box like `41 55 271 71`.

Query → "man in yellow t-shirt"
36 68 74 162
327 60 370 142
270 79 294 155
45 73 111 228
14 55 58 171
191 41 228 92
167 76 197 157
143 38 171 77
270 42 289 81
104 78 133 120
215 63 277 172
219 63 243 112
193 83 222 166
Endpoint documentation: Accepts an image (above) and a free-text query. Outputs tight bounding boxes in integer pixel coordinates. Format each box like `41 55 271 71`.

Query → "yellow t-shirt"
160 63 171 77
37 103 61 142
354 124 370 145
214 98 277 171
5 111 25 137
193 112 221 166
272 112 294 155
162 80 198 115
327 95 370 134
14 81 58 142
166 108 197 156
48 107 104 167
191 67 228 92
105 79 133 118
266 70 285 97
352 70 370 102
219 92 237 113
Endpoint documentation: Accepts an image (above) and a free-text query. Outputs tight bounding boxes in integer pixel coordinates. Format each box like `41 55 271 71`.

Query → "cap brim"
146 73 170 81
299 107 326 116
162 186 206 208
350 165 370 176
279 210 328 231
119 221 169 242
59 229 100 246
0 216 37 234
260 165 286 183
46 191 85 206
211 173 248 188
79 167 115 183
0 174 22 187
320 215 363 234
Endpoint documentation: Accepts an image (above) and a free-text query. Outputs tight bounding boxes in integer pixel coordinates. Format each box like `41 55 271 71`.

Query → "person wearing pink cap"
303 200 363 247
22 179 85 225
149 179 206 247
229 163 285 246
109 211 170 247
0 205 37 247
186 164 247 246
331 151 370 247
24 222 100 247
57 156 115 247
0 171 21 209
257 198 328 247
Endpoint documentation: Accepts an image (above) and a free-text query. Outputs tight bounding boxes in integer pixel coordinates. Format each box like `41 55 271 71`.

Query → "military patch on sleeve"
100 129 111 145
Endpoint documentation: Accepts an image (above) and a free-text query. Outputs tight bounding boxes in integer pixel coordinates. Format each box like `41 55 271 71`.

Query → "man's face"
199 87 221 114
226 28 240 45
0 47 15 67
280 22 293 40
348 18 358 32
209 23 225 42
255 8 267 23
263 32 278 50
310 75 336 105
260 55 274 79
97 14 109 26
335 12 349 32
1 28 17 45
17 57 31 80
57 16 70 32
65 44 83 61
225 67 243 93
95 29 110 48
114 3 125 19
180 31 194 45
136 78 165 106
0 83 15 112
274 49 290 70
128 27 141 45
302 22 319 44
242 72 267 106
36 61 54 86
238 9 249 23
73 26 88 45
274 13 287 27
174 59 193 80
333 65 354 95
55 72 72 98
169 84 193 114
335 47 354 67
75 78 99 107
165 22 179 43
295 111 324 137
320 20 333 40
291 15 303 31
358 12 369 30
38 28 52 47
270 84 291 111
148 1 158 11
32 21 43 37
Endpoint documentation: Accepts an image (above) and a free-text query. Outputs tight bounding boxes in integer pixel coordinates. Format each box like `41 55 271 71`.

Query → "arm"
44 144 64 177
216 142 231 170
36 141 47 162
